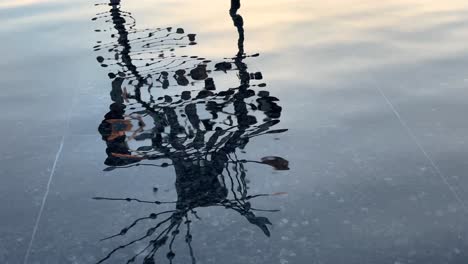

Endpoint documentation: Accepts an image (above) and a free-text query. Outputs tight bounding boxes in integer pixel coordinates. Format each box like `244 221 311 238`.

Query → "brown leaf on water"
111 153 144 159
260 156 290 170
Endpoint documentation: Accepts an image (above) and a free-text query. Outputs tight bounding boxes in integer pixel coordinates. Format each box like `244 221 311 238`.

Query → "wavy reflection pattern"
93 0 289 263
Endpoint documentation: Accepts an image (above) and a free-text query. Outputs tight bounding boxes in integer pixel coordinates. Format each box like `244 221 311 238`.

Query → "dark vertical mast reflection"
92 0 289 263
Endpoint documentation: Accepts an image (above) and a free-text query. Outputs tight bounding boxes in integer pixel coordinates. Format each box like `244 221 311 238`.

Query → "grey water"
2 0 468 263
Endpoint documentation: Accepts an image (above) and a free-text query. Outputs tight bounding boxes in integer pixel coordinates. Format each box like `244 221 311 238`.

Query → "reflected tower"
93 0 289 263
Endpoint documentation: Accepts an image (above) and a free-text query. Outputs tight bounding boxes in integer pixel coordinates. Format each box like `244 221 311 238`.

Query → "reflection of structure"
93 0 289 263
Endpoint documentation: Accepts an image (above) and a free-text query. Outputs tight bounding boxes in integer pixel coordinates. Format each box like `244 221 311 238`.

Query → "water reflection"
93 0 288 263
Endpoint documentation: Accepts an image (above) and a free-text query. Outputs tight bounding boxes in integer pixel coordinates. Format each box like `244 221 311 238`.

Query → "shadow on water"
92 0 289 263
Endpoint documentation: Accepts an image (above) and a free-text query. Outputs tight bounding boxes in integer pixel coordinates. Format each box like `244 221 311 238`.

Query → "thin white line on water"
22 83 80 264
23 137 65 264
375 85 468 212
23 76 82 264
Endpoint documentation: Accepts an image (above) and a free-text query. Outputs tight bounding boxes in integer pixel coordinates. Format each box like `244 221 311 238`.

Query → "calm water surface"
2 0 468 263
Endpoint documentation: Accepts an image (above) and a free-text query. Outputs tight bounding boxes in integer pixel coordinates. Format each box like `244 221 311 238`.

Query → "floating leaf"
261 156 290 170
111 153 144 159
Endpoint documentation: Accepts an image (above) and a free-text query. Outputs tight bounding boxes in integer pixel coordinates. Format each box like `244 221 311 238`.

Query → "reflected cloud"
0 0 61 9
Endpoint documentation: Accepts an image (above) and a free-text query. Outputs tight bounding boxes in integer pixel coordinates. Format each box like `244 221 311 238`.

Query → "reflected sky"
3 0 468 82
2 0 468 263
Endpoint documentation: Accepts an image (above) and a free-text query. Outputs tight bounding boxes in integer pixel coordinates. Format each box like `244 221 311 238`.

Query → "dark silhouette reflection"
93 0 289 263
